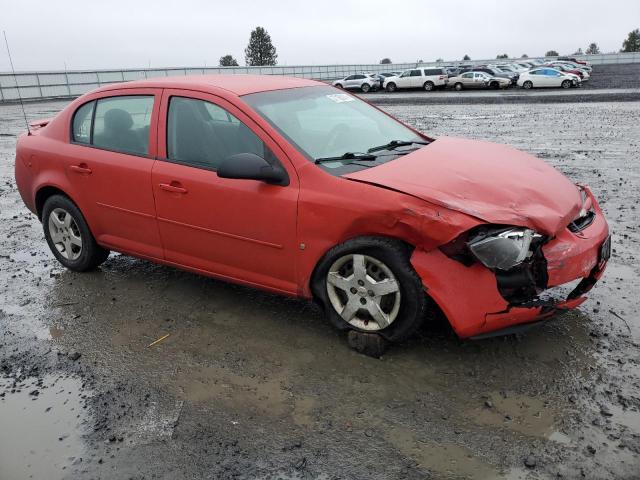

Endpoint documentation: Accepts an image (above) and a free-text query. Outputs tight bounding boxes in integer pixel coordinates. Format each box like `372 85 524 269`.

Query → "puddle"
386 426 501 479
465 393 558 438
0 374 88 480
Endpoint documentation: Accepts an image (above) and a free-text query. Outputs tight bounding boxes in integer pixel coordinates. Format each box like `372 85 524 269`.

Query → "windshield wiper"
367 139 429 153
314 152 377 164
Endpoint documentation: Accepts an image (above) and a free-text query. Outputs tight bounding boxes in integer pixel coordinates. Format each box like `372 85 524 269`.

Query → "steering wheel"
324 123 351 156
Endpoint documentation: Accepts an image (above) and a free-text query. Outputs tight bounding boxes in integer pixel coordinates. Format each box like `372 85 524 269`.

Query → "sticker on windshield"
326 94 354 103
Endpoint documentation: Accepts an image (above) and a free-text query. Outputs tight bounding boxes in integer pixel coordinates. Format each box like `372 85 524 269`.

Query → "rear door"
459 72 474 87
151 89 300 294
66 89 163 258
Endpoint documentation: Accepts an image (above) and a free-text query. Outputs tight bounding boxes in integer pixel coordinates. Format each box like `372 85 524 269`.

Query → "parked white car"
517 68 581 89
383 68 449 92
332 74 379 93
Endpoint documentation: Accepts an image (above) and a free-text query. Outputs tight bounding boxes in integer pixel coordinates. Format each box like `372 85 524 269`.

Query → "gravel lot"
1 99 639 480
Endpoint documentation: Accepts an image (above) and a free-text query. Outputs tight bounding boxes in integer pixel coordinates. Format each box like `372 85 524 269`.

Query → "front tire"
335 83 343 89
454 82 463 91
385 82 397 92
311 237 427 343
561 80 571 89
42 195 110 272
523 81 533 89
361 83 371 93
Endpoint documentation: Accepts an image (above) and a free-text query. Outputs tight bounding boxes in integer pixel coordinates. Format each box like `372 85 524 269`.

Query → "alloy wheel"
48 208 83 260
326 253 401 331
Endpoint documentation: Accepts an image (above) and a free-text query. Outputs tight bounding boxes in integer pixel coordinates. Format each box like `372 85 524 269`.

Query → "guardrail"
1 52 639 103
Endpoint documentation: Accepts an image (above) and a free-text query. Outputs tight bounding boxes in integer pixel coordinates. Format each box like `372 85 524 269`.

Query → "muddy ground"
0 99 639 480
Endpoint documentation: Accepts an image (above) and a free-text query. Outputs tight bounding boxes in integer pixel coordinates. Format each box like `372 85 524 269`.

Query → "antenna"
3 31 30 135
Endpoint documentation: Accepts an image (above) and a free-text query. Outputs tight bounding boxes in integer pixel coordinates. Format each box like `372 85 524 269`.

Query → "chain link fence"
2 52 639 103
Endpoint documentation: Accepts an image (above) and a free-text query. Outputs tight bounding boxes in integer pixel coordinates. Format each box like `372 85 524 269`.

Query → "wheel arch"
35 185 78 221
308 234 416 300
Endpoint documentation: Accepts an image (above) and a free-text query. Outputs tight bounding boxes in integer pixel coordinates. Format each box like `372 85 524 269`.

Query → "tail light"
439 75 445 79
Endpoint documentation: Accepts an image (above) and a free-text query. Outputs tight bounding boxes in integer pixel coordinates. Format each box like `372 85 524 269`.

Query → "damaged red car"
14 75 610 342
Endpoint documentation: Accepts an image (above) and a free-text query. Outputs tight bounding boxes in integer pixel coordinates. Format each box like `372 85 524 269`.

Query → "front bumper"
410 192 609 338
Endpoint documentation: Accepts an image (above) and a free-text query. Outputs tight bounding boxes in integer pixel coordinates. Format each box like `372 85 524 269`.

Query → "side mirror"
217 153 289 186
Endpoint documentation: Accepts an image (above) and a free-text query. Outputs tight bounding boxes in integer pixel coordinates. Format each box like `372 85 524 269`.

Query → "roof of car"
98 74 324 96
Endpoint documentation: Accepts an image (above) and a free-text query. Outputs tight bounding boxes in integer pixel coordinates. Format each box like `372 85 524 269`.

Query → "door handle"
159 182 187 194
70 164 92 174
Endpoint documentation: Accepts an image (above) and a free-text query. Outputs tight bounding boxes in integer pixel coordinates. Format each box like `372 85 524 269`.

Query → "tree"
380 58 392 64
585 43 600 55
621 28 640 52
463 54 470 60
219 55 239 67
244 26 278 66
545 50 559 57
573 47 584 55
436 58 443 63
521 53 529 58
496 53 509 59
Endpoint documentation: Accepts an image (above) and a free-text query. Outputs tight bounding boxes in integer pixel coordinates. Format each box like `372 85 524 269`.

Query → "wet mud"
1 100 639 479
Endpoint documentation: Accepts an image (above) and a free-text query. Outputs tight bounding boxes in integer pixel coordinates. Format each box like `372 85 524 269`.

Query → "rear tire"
385 82 397 92
42 195 110 272
523 81 533 89
423 81 434 91
361 83 371 93
311 237 427 343
454 82 463 91
561 80 571 89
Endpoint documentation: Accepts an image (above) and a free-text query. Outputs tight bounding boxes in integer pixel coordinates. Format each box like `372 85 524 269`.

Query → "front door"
409 69 423 88
152 89 300 295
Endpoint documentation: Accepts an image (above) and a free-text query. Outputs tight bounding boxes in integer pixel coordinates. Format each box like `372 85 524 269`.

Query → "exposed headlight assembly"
467 228 538 271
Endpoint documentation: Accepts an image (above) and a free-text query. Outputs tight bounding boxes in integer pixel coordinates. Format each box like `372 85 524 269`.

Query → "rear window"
92 96 154 156
72 101 95 144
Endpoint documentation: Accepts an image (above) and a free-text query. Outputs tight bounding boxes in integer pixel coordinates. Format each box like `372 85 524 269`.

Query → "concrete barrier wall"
1 52 639 103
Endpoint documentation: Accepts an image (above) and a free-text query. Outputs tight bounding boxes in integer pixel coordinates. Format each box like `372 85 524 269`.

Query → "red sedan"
14 75 610 342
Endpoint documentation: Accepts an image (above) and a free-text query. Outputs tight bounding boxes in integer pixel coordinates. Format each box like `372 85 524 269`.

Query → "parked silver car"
448 71 511 91
332 74 380 93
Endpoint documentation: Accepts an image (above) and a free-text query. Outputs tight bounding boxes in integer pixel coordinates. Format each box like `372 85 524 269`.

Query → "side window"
72 101 95 144
167 96 273 171
409 70 421 77
399 71 410 78
354 75 365 80
92 96 154 155
461 73 473 79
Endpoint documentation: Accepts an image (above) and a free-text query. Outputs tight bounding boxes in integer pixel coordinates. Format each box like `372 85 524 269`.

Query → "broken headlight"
467 228 538 271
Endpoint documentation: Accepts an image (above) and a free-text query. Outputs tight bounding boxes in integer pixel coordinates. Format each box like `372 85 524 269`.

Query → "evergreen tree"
244 27 278 66
585 43 600 54
621 29 640 52
219 55 239 67
545 50 559 57
463 54 470 60
380 58 392 64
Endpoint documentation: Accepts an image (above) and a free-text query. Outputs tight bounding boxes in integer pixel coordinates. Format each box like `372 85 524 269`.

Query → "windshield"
242 86 425 174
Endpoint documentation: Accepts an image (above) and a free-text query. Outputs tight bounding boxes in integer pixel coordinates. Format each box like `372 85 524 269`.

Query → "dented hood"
344 137 582 235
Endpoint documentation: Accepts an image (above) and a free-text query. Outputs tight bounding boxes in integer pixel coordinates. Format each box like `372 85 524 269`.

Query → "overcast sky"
1 0 638 71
